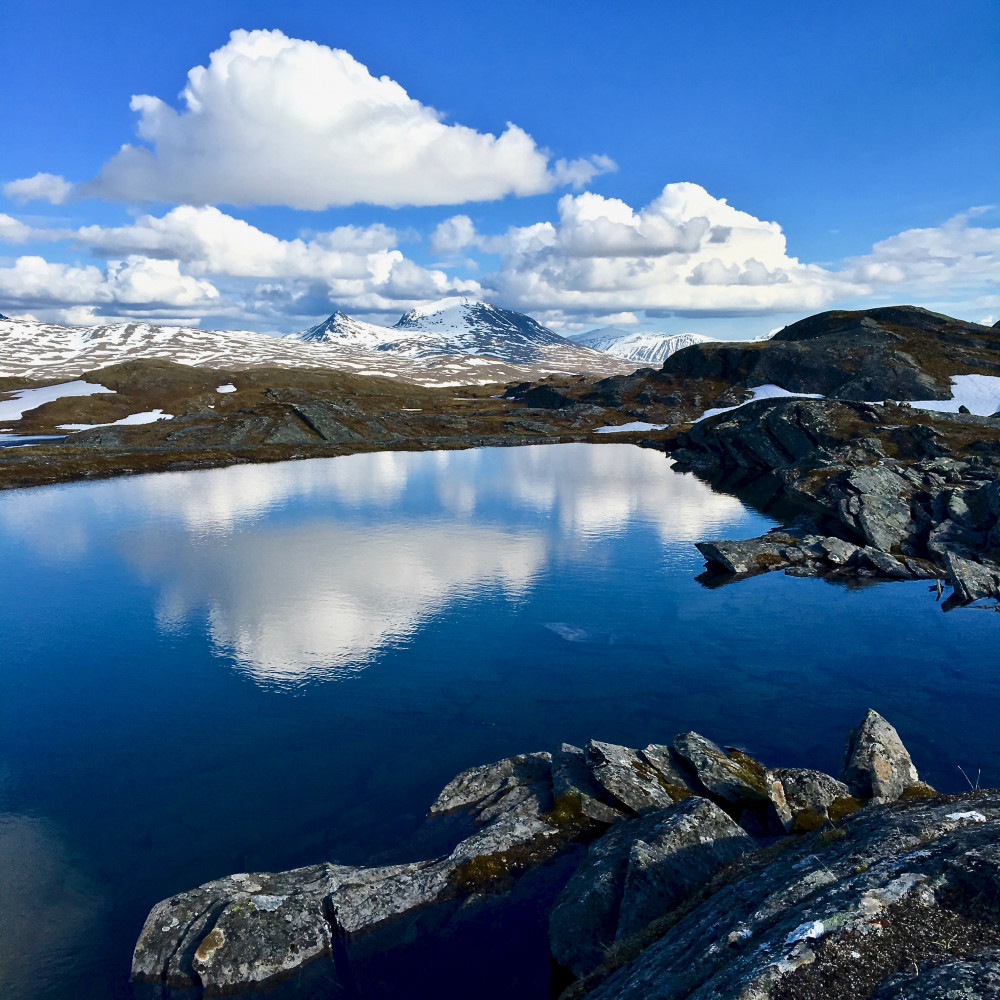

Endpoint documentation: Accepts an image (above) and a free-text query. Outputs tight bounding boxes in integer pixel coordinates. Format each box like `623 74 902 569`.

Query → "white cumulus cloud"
479 182 851 316
3 173 74 205
84 29 614 209
840 207 1000 291
0 255 219 318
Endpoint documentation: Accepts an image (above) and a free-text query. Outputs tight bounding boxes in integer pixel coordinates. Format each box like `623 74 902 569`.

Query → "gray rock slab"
552 743 629 825
671 732 769 808
840 708 919 802
944 551 1000 603
615 798 753 940
586 740 680 815
131 864 340 991
586 795 1000 1000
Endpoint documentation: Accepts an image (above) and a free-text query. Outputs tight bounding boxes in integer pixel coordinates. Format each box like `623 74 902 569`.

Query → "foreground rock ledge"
132 712 1000 999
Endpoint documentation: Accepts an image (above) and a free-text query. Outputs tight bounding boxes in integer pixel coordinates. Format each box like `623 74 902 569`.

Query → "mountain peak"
393 296 485 328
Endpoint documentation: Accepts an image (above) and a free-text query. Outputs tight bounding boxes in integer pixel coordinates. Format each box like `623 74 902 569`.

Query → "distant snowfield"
0 310 633 387
909 374 1000 416
0 380 113 422
60 409 173 432
595 421 669 434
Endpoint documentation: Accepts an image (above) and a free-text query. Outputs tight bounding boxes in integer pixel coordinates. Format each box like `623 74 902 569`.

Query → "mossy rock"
827 795 864 821
790 808 826 834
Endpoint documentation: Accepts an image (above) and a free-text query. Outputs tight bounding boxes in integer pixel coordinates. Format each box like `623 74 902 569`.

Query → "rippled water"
0 443 996 999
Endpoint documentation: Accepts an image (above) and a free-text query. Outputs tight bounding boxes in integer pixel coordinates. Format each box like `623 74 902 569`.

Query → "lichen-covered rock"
131 864 340 992
552 744 630 825
585 741 679 815
549 798 751 978
639 744 697 800
943 551 1000 604
615 798 752 940
769 767 856 832
585 795 1000 1000
841 709 920 803
671 732 770 810
132 751 566 995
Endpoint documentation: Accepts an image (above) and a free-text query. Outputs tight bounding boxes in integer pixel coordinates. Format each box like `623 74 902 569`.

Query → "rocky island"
131 711 1000 999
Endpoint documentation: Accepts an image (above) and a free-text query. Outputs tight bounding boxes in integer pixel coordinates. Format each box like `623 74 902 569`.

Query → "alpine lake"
1 442 997 1000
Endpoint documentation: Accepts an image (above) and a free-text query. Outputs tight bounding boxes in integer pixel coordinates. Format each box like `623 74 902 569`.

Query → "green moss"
900 783 937 800
816 827 847 848
827 795 864 821
755 552 786 568
543 793 586 827
790 808 826 834
724 748 769 796
449 839 558 895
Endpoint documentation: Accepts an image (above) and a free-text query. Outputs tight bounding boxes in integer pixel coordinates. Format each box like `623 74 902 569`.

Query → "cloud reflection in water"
0 444 754 687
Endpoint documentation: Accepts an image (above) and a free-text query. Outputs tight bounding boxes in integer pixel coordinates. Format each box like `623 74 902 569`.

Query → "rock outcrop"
130 711 971 1000
670 396 1000 604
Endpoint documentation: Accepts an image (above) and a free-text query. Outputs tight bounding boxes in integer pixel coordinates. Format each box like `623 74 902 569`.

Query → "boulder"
548 816 639 977
944 551 1000 604
769 767 857 832
549 798 752 977
840 709 919 802
552 744 629 825
585 741 680 815
671 732 770 810
615 798 753 940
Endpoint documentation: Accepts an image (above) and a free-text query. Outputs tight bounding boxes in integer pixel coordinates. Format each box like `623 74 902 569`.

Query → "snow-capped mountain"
569 326 716 365
0 302 635 387
293 297 629 371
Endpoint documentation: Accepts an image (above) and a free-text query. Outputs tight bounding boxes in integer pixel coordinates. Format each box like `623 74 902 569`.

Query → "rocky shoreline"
662 396 1000 607
131 712 1000 999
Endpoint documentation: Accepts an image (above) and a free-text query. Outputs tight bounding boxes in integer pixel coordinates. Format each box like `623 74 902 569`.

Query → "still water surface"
0 443 997 999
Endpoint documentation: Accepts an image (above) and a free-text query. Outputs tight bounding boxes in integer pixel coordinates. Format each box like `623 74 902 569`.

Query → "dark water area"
0 443 997 999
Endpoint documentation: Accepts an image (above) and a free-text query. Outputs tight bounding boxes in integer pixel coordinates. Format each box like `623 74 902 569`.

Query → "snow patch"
908 374 1000 416
696 385 824 422
946 810 987 823
785 920 825 944
60 409 173 431
216 384 237 394
0 380 113 422
595 421 669 434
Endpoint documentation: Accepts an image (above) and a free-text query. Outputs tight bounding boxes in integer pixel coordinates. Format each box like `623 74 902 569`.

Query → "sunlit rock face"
0 444 753 686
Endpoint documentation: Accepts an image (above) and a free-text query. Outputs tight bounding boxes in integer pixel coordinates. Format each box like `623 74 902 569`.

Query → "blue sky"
0 0 997 338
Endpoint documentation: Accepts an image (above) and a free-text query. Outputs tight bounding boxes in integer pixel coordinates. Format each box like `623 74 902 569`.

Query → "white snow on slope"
594 421 669 434
0 380 113 422
1 304 633 387
696 385 824 422
59 409 173 431
908 374 1000 416
295 297 635 372
569 326 715 365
